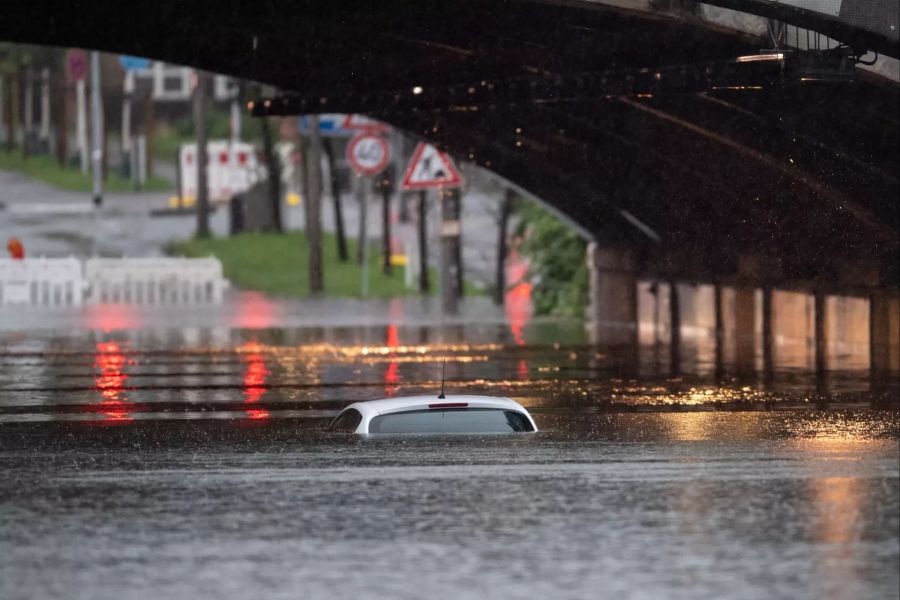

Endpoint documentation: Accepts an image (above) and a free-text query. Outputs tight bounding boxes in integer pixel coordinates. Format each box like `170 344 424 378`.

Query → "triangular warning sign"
401 143 463 190
341 114 389 132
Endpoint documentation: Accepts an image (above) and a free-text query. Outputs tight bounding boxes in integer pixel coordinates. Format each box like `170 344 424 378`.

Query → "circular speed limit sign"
346 134 391 177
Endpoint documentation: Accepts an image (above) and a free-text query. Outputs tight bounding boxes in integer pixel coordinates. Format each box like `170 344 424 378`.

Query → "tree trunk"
55 66 68 166
21 66 31 158
194 70 211 238
323 138 348 261
381 187 392 275
4 73 16 152
260 116 282 232
306 115 324 293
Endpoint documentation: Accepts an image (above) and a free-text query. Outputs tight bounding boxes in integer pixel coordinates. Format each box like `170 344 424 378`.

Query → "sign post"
118 56 150 185
347 133 391 297
400 143 463 311
89 51 103 256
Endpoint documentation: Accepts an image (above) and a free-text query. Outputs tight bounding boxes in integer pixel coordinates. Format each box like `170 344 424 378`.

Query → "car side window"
329 408 362 432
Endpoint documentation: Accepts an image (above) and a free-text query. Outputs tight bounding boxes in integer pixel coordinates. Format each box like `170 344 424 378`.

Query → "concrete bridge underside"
1 0 898 370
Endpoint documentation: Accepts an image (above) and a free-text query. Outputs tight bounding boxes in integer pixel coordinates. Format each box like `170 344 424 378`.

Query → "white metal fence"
0 257 228 308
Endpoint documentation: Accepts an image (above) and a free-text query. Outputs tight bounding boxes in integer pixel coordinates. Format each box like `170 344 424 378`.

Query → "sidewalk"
2 166 509 288
0 169 227 258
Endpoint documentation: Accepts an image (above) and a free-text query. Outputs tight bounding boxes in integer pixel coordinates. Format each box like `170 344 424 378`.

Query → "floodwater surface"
1 320 898 600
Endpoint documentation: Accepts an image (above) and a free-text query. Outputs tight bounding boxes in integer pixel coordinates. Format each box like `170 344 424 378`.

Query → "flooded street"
1 308 897 600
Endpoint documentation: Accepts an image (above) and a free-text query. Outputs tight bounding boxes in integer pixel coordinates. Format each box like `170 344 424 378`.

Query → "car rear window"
329 408 363 432
368 408 533 434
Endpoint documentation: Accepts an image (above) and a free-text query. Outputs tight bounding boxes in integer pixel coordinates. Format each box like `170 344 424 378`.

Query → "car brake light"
428 402 468 409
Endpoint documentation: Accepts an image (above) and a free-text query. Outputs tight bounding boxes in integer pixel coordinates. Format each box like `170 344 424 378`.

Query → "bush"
515 201 588 317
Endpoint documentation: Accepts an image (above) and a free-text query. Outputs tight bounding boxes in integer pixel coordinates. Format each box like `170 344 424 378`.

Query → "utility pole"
357 175 368 266
193 69 210 238
121 69 134 177
452 188 463 299
76 75 87 172
323 138 348 261
417 190 429 293
378 165 394 276
356 175 370 297
494 189 515 305
89 51 103 256
306 114 324 293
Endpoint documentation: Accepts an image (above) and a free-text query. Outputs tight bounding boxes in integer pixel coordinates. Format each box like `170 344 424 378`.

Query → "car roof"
341 395 525 418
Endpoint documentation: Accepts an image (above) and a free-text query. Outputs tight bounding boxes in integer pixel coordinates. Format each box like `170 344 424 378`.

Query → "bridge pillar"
734 255 780 375
669 281 681 375
761 286 774 382
814 291 828 378
734 287 757 373
586 243 638 348
714 283 725 378
870 291 900 374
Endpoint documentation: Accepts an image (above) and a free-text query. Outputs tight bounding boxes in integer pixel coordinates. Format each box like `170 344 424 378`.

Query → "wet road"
1 319 898 600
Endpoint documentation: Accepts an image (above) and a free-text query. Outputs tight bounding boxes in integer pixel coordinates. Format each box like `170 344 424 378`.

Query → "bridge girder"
0 0 897 285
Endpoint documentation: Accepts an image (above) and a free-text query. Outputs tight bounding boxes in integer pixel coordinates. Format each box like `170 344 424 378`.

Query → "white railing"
0 257 83 307
84 258 228 306
0 257 228 308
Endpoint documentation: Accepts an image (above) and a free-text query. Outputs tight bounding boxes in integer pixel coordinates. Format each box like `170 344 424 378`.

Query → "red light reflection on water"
384 324 400 397
234 292 276 329
505 249 532 378
384 299 403 396
93 340 134 421
239 341 270 419
85 304 140 332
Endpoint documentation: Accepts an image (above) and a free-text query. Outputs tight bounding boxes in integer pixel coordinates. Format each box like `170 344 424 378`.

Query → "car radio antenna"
438 359 446 399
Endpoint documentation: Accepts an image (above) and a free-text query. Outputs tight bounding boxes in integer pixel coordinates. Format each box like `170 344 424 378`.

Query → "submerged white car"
329 395 538 434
